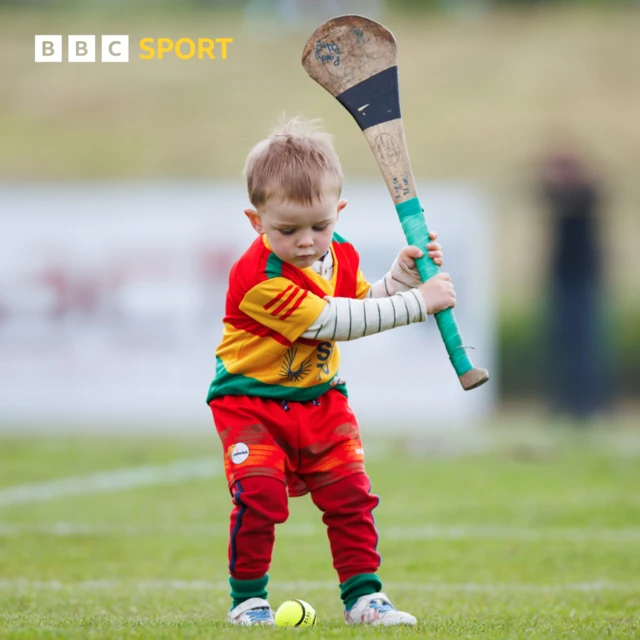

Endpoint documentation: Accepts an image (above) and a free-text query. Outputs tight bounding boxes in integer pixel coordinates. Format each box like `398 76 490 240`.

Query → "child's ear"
244 208 263 234
336 199 347 218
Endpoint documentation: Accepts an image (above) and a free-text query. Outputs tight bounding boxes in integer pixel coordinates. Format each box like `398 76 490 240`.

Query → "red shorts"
209 390 366 497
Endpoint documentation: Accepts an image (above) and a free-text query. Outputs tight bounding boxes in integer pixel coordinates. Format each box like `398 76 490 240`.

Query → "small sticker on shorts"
229 442 250 464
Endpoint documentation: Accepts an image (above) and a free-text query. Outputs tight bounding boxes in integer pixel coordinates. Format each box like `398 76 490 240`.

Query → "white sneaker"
344 592 417 626
228 597 274 626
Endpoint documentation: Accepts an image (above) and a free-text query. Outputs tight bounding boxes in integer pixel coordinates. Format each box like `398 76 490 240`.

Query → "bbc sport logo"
34 35 233 63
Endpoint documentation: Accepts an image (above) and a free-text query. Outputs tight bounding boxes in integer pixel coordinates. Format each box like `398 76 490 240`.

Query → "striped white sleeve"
365 272 394 298
301 290 427 341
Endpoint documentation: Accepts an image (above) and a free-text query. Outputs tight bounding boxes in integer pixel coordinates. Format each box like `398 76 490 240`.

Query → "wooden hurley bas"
302 15 489 391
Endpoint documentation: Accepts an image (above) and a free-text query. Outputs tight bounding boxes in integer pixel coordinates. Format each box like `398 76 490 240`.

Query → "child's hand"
417 272 456 315
390 231 443 291
398 230 443 272
426 230 443 267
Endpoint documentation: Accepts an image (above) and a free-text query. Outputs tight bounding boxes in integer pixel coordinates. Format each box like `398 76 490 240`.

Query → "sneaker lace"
369 599 395 614
245 607 272 623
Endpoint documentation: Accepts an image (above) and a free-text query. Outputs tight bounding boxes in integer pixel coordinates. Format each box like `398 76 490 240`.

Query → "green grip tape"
395 197 473 377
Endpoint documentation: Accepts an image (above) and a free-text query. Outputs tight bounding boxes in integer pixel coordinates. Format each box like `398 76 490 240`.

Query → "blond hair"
243 116 343 207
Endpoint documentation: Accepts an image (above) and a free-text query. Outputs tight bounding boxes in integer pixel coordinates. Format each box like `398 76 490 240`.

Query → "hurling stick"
302 15 489 390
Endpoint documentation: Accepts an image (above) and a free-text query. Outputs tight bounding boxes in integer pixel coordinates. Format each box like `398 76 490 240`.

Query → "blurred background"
1 0 639 433
3 6 640 635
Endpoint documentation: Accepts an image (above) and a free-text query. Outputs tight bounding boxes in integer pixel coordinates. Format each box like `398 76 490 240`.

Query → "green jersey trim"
331 231 350 244
207 357 348 403
265 253 284 279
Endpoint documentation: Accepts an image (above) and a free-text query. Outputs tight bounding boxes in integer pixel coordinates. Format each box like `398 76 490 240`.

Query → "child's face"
245 192 346 269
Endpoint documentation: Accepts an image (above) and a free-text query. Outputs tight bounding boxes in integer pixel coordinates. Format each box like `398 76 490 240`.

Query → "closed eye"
278 224 328 235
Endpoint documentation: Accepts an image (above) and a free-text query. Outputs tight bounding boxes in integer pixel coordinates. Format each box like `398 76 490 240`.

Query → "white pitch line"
382 525 640 543
0 458 635 512
0 523 316 537
0 458 220 508
0 579 637 594
1 522 640 543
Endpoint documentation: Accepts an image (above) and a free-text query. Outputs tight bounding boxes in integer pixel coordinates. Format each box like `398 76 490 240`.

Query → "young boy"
207 118 456 626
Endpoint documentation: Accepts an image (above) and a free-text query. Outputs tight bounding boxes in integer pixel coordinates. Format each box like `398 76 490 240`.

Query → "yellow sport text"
139 37 233 60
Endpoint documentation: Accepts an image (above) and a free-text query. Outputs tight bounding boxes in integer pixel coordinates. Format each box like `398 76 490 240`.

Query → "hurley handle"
396 198 489 390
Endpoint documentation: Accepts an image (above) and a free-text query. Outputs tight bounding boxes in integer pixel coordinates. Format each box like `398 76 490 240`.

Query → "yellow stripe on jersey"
355 268 372 299
216 325 342 388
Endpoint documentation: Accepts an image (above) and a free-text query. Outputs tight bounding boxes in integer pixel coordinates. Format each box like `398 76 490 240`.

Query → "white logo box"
34 35 129 62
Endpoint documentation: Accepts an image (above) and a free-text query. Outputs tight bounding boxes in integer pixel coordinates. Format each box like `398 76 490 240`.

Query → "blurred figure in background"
538 145 613 421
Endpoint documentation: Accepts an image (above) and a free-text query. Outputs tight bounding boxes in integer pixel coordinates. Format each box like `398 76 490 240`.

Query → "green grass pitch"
1 424 639 638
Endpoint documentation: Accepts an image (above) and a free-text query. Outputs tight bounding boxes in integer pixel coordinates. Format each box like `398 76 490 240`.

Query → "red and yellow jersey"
207 232 371 403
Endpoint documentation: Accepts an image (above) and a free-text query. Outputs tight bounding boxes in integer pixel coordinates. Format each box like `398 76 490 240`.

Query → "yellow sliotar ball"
274 599 317 627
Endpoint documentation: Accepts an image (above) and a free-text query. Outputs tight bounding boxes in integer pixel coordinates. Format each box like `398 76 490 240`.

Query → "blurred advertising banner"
0 182 495 431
